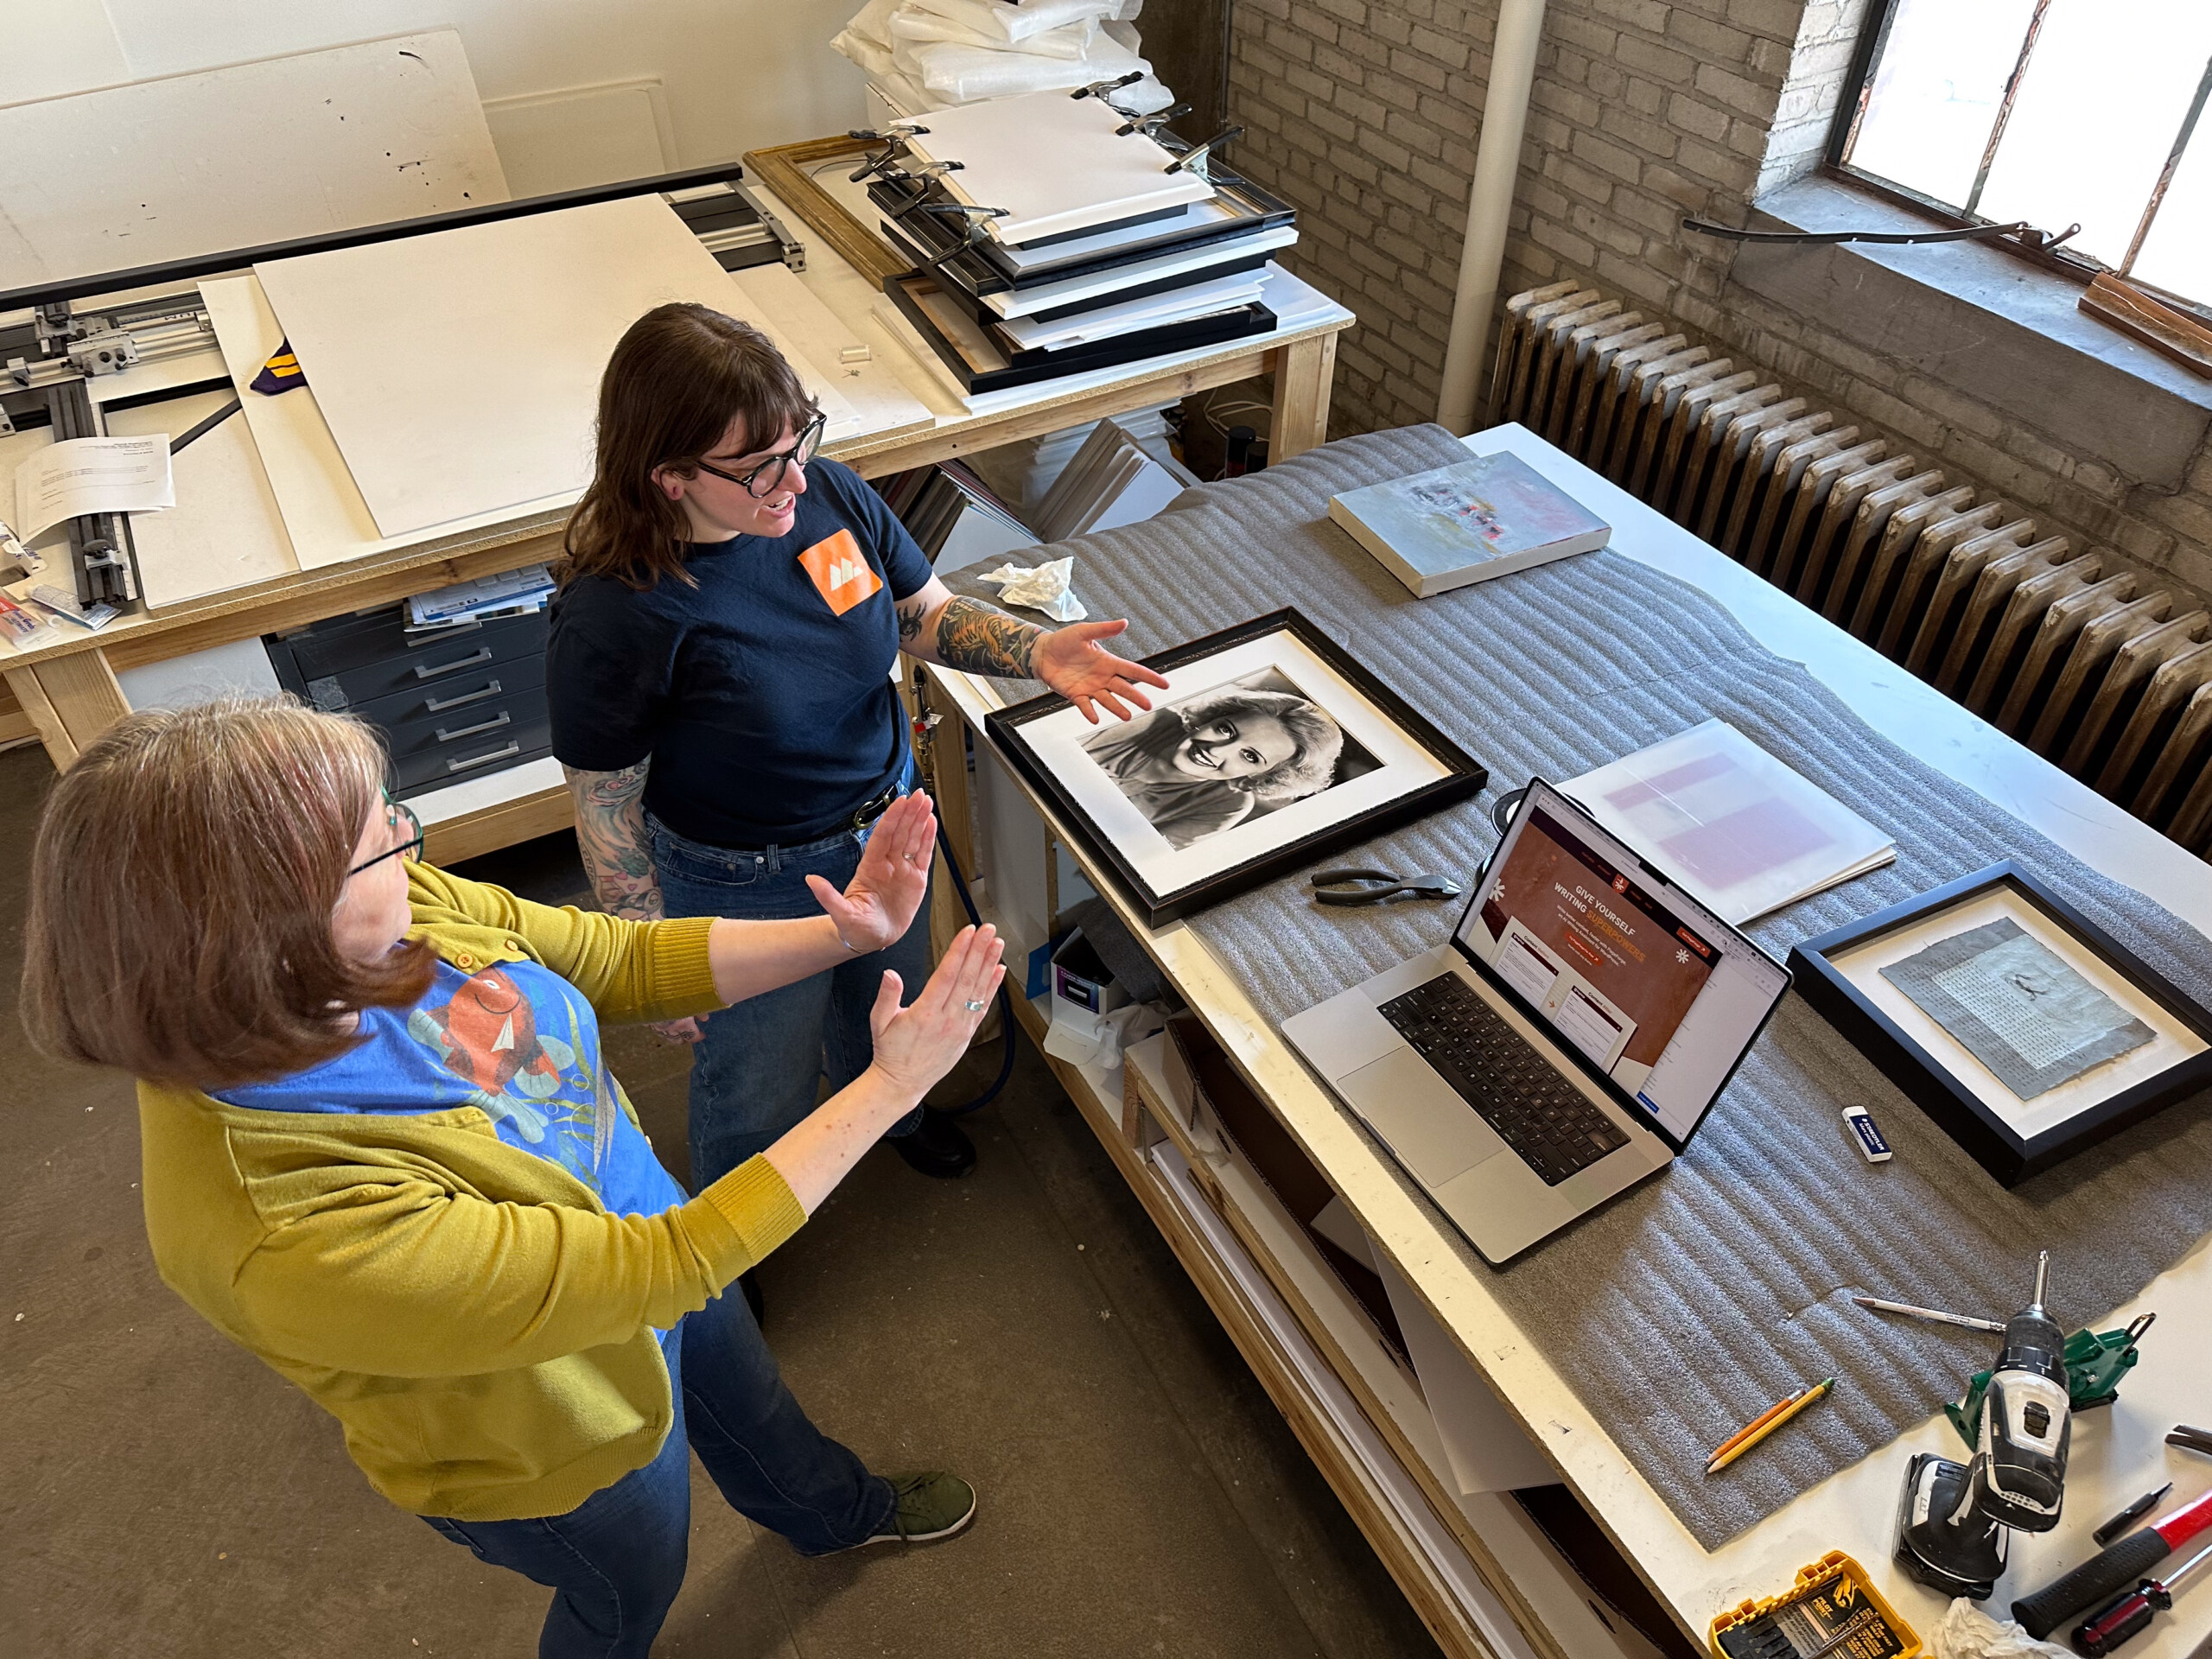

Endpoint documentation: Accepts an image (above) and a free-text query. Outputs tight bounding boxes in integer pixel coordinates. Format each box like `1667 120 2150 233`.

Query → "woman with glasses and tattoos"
548 302 1168 1207
20 696 1007 1658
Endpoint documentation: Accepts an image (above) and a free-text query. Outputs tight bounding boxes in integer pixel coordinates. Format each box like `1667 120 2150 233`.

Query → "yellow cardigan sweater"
136 862 807 1522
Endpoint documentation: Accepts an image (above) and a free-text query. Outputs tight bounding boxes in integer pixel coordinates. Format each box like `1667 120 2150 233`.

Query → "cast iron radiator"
1491 282 2212 862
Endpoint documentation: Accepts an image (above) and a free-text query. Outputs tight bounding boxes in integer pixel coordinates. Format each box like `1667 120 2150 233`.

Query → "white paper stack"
1560 718 1897 925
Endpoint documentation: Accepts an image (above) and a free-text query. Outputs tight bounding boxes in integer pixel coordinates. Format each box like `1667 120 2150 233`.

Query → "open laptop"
1283 779 1791 1264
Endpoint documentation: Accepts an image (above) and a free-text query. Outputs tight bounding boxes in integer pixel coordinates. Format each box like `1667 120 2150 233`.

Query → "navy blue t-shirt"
549 459 934 848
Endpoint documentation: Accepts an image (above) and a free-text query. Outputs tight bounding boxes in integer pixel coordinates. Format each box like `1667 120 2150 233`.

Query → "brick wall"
1227 0 2212 607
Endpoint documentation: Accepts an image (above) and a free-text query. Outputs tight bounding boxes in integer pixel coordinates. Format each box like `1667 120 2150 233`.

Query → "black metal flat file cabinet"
265 604 551 798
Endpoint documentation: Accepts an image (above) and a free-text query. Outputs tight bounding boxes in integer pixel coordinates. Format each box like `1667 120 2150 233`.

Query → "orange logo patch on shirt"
797 529 882 616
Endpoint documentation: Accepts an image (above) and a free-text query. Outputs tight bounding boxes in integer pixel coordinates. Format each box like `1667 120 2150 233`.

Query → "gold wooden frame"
741 136 912 288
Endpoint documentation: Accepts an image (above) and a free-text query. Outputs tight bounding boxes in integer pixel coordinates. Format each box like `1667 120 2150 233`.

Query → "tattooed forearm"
563 760 663 920
896 596 927 644
930 596 1046 678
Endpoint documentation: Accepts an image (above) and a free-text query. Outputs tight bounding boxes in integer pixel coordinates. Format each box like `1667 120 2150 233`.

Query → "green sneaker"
862 1471 977 1545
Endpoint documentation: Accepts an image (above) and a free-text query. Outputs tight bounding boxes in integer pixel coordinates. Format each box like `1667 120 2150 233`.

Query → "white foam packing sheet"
982 226 1298 319
103 391 301 610
899 87 1213 245
999 270 1266 352
250 194 861 541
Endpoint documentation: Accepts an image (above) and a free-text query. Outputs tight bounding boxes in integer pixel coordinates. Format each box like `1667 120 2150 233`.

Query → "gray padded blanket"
949 424 2212 1550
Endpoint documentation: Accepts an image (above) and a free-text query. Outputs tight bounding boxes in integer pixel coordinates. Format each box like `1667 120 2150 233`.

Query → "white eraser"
1843 1104 1892 1163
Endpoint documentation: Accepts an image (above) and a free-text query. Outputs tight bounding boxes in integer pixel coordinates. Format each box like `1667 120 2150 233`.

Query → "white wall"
1 0 868 173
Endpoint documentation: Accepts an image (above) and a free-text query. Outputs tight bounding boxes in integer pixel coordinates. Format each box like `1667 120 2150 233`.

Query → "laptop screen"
1453 779 1790 1148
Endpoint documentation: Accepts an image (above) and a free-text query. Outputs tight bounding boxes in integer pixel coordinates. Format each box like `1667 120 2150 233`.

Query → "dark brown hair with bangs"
19 696 437 1089
561 302 820 591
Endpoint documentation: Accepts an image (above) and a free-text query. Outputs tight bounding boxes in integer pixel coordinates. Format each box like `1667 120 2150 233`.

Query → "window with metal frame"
1828 0 2212 315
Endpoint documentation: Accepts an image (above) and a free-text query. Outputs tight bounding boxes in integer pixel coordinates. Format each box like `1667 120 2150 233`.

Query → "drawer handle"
425 678 501 714
447 740 521 773
406 616 480 645
416 646 494 680
435 710 512 743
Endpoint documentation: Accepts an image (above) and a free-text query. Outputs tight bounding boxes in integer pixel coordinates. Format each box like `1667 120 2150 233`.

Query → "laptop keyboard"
1376 973 1633 1187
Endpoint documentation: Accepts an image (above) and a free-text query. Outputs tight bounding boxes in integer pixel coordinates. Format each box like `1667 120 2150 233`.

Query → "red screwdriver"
2016 1489 2212 1638
2072 1541 2212 1656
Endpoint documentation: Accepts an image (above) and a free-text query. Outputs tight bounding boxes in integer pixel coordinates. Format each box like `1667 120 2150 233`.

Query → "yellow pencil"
1707 1378 1836 1474
1707 1386 1808 1467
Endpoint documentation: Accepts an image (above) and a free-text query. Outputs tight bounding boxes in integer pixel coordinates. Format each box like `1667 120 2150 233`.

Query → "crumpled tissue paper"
1930 1598 2073 1659
979 557 1086 622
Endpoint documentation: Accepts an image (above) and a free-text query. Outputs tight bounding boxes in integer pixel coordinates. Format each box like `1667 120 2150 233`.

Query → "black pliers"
1311 868 1463 906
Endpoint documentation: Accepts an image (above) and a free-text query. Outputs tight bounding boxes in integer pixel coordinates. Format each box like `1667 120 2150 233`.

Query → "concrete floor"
1 741 1441 1658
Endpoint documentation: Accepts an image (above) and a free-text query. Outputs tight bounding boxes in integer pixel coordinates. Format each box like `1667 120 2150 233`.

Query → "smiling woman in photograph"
1081 682 1349 849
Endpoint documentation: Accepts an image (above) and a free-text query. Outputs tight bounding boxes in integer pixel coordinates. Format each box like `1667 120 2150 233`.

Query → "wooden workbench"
914 425 2212 1659
1 187 1351 866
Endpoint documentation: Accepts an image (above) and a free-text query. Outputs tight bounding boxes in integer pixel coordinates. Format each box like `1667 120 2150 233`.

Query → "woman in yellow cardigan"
19 697 1006 1659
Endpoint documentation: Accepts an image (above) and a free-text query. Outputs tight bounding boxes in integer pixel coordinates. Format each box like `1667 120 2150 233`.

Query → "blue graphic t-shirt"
214 957 690 1346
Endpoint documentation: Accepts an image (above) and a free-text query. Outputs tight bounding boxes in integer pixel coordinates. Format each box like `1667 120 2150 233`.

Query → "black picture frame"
1788 861 2212 1186
882 271 1276 395
983 608 1488 927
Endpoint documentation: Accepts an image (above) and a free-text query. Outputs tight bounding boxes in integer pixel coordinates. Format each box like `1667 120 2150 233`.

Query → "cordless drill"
1896 1250 2073 1599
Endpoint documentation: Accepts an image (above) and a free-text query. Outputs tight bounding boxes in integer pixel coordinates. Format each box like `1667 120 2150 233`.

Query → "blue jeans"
423 1291 893 1657
647 769 933 1190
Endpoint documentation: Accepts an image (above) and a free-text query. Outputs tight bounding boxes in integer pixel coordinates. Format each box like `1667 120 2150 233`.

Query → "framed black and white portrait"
1789 862 2212 1185
985 610 1486 926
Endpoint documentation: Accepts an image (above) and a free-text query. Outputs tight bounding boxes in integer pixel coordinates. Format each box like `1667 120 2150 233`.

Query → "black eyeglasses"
692 410 828 499
349 792 425 877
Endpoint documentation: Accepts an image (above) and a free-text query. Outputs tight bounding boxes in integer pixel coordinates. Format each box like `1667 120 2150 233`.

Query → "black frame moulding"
883 271 1276 395
983 608 1488 927
1788 861 2212 1186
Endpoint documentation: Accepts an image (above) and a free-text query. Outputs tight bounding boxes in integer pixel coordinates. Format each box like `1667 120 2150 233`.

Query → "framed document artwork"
1789 862 2212 1185
984 610 1487 926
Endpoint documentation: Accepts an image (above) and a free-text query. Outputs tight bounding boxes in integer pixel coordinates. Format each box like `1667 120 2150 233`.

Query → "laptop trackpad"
1341 1046 1510 1187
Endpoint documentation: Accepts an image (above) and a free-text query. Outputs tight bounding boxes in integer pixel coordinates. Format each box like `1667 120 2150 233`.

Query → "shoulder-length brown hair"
20 696 436 1090
561 302 819 591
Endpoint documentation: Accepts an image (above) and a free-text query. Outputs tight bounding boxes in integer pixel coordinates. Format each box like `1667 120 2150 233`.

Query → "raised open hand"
1030 619 1173 724
867 924 1006 1097
805 791 938 955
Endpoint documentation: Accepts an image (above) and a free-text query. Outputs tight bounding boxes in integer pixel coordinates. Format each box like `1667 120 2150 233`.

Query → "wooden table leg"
1270 331 1340 460
5 648 130 771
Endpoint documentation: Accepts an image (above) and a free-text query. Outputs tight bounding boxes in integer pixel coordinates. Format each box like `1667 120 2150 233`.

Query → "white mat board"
725 262 934 446
199 274 569 571
252 194 860 540
104 392 301 611
0 32 506 293
903 88 1213 245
